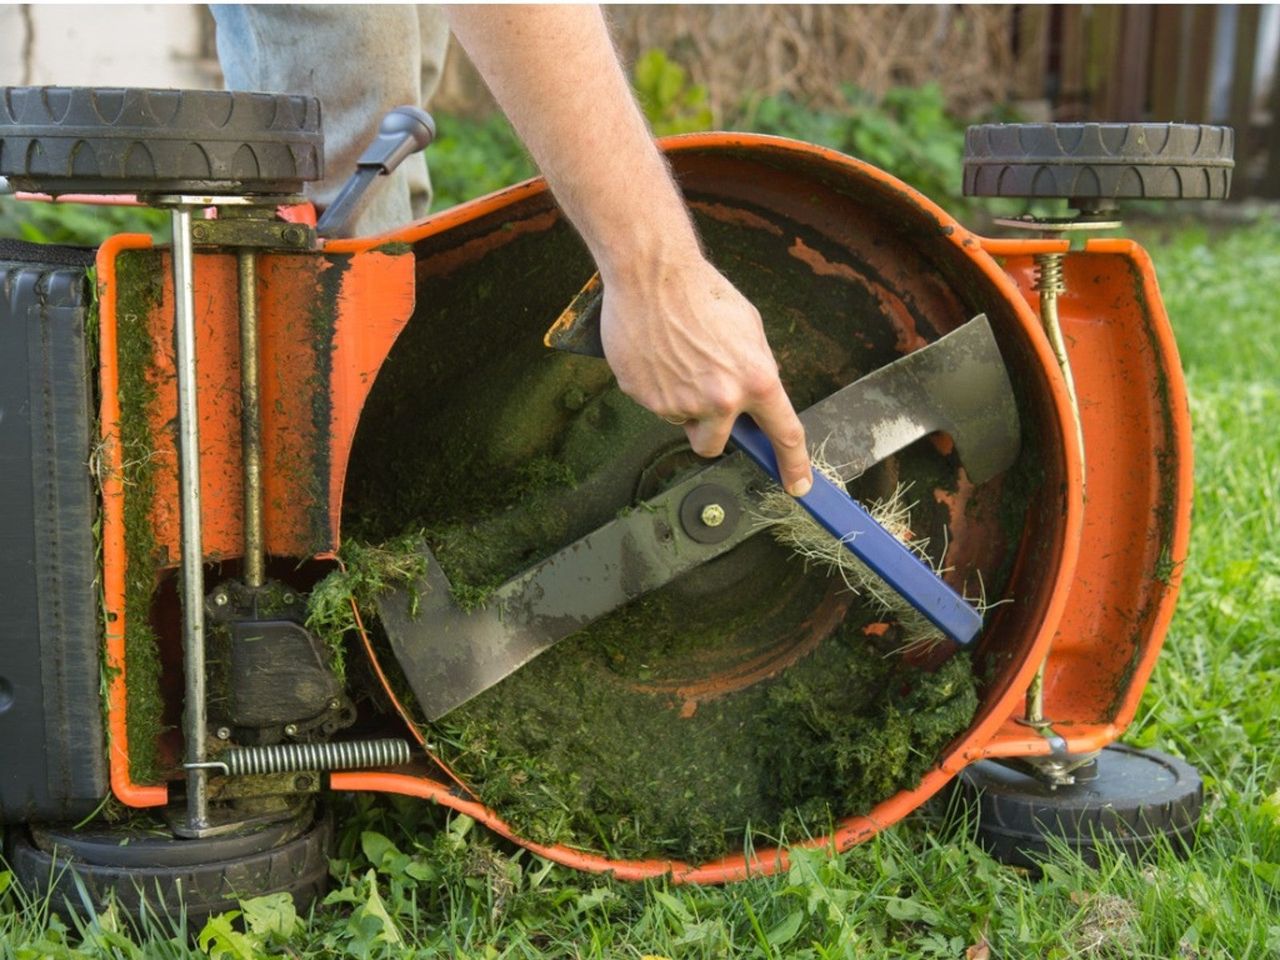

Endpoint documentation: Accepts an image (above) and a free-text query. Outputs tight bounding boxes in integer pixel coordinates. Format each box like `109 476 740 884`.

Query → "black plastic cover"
0 245 108 822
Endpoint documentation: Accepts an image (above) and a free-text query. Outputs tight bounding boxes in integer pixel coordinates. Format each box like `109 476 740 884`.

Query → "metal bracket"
994 747 1101 789
189 217 315 250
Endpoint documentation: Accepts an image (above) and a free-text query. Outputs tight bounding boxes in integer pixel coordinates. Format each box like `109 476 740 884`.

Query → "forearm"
445 4 699 285
448 4 812 494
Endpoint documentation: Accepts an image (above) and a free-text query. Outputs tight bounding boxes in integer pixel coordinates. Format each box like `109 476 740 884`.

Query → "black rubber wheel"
0 86 323 195
5 805 333 928
955 743 1202 871
963 122 1234 201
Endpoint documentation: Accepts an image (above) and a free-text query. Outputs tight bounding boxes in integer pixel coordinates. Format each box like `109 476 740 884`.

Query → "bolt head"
700 503 726 528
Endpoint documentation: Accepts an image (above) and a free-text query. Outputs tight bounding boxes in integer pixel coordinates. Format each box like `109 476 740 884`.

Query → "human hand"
599 256 813 497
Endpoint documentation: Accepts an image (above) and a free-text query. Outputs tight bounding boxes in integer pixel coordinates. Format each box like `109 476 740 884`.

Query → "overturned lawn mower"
0 87 1231 916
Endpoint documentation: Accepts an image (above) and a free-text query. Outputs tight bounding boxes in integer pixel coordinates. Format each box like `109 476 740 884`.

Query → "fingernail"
790 476 812 498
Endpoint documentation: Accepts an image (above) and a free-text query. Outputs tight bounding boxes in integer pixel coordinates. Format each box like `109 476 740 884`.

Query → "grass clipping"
754 450 956 655
326 452 982 862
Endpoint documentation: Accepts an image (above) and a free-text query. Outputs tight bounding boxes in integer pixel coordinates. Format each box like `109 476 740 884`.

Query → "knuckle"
775 423 806 450
702 386 740 419
689 435 726 458
743 367 779 401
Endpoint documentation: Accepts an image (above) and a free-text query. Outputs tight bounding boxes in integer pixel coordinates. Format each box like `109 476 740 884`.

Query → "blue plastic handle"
730 414 982 645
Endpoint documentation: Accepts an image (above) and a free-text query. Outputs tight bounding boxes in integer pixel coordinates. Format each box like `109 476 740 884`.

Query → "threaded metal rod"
1025 251 1084 728
237 249 264 588
1033 252 1085 470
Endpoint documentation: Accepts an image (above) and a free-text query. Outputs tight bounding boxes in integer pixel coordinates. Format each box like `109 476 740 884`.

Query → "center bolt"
700 503 726 528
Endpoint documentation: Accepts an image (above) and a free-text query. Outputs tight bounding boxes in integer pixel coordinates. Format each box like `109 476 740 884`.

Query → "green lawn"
2 213 1278 958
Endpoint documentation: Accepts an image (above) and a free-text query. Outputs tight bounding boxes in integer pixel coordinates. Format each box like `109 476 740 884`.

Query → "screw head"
282 226 305 246
282 592 296 605
700 503 726 528
215 726 231 740
191 223 209 242
284 723 298 736
327 698 341 711
213 590 229 606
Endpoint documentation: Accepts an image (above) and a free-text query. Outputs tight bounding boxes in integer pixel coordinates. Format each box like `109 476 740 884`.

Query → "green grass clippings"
307 535 429 681
113 250 168 784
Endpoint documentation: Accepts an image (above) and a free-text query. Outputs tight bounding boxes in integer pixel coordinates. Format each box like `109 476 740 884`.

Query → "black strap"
0 238 96 268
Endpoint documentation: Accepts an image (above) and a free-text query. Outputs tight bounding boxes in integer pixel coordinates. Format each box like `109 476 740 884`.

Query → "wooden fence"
1012 5 1278 198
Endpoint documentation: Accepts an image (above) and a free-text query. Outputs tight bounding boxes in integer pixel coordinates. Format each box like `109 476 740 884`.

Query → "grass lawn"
2 211 1277 958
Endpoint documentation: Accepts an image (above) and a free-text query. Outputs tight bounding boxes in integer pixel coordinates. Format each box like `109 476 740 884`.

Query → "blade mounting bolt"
701 503 726 528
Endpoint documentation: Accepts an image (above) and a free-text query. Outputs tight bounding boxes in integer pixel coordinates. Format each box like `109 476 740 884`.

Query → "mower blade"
379 314 1018 719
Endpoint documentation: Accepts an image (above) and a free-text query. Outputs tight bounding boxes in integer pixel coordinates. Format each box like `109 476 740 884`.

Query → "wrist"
594 217 704 292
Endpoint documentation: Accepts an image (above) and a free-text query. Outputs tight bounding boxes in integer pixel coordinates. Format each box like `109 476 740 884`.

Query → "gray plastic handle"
317 106 436 237
357 106 437 173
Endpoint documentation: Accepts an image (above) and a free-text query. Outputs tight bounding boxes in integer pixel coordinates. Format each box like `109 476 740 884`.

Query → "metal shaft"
171 206 209 831
1025 251 1084 728
1034 252 1085 470
237 250 264 588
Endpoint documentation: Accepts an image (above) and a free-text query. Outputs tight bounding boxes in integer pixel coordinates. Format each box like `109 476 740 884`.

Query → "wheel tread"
963 121 1234 200
0 86 323 194
956 744 1203 870
6 811 333 926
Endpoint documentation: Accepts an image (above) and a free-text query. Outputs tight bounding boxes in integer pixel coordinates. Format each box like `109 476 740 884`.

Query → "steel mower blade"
378 313 1019 720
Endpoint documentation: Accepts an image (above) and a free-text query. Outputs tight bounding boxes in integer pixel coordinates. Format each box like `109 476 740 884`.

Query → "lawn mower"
0 86 1232 919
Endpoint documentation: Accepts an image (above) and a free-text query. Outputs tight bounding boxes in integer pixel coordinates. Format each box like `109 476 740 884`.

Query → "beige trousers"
211 4 450 236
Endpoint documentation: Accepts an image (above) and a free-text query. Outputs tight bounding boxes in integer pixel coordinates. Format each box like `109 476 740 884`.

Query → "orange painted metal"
978 237 1193 736
138 250 414 564
97 238 414 804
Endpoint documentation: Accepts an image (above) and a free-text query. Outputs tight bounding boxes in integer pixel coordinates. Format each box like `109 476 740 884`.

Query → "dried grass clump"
754 446 975 655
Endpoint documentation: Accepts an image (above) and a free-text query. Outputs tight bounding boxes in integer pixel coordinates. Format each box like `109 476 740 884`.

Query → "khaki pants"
211 4 450 236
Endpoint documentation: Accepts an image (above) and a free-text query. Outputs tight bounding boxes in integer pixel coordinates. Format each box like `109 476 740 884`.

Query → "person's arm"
447 4 813 497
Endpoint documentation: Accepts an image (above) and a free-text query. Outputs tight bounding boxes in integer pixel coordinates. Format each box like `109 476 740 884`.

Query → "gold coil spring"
1034 252 1066 298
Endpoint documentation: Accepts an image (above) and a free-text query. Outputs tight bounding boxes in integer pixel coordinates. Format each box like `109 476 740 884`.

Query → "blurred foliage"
740 83 968 209
427 110 537 211
633 49 715 136
428 73 978 214
0 196 168 246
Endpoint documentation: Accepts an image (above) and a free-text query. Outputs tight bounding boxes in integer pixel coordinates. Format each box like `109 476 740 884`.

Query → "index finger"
749 382 812 498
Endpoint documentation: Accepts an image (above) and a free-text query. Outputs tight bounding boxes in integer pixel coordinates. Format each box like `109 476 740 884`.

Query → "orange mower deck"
97 133 1190 882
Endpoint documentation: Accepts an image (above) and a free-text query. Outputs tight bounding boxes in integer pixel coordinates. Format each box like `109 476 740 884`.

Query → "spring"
1034 252 1066 298
219 738 412 776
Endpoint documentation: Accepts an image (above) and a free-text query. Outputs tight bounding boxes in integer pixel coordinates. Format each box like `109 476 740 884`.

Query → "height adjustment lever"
316 105 436 238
